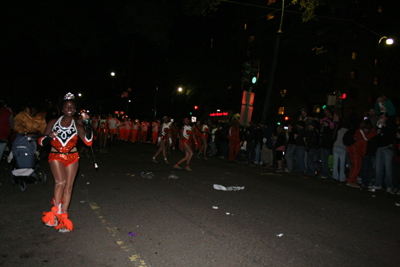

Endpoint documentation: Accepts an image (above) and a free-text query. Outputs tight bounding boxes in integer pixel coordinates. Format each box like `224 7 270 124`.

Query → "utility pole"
261 0 285 126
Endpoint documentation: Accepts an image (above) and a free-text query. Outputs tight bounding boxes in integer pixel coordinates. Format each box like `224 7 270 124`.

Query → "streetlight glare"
386 38 394 45
78 93 82 97
178 87 183 92
111 72 115 76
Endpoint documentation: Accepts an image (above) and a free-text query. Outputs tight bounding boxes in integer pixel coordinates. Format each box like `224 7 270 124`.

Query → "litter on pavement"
141 172 154 179
213 184 244 191
168 174 178 179
212 206 218 209
128 232 136 236
276 233 284 237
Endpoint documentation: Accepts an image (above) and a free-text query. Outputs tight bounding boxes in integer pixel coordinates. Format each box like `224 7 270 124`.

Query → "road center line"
78 186 150 266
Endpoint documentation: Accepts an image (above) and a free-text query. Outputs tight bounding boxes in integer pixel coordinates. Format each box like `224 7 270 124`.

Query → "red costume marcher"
180 125 193 150
131 121 139 142
91 116 100 140
141 121 149 142
161 122 170 141
228 124 241 162
119 119 126 140
347 127 376 185
107 116 119 141
99 119 109 137
171 123 179 149
124 119 132 141
193 123 202 151
152 120 160 144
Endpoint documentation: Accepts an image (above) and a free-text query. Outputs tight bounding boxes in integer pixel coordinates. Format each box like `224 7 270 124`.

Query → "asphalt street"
1 141 400 267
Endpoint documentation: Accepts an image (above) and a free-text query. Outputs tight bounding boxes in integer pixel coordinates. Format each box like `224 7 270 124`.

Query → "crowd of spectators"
1 95 400 196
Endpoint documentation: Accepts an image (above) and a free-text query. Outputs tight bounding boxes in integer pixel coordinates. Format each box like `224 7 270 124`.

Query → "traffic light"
250 60 260 85
336 92 346 108
242 61 251 86
284 116 289 121
194 105 199 110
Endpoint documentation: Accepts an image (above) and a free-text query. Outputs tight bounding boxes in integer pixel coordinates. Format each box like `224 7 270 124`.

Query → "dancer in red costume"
151 116 172 164
174 118 194 171
151 119 160 144
131 119 139 142
197 119 209 159
39 93 93 233
141 119 150 142
171 121 179 150
193 121 202 156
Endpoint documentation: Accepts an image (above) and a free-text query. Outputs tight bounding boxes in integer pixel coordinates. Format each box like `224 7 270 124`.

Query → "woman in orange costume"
174 118 194 171
151 116 171 164
39 93 93 233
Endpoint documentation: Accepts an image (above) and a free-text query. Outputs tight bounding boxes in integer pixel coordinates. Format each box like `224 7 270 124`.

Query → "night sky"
2 0 399 121
2 0 249 118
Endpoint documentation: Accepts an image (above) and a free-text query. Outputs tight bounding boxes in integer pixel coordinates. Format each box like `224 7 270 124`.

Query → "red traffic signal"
194 105 199 110
284 116 289 121
339 93 347 99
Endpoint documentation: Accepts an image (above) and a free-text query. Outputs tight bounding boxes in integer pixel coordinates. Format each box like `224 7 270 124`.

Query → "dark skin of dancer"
43 100 89 211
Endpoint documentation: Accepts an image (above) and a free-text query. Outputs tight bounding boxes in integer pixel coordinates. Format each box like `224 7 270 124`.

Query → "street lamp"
378 36 394 45
111 72 115 77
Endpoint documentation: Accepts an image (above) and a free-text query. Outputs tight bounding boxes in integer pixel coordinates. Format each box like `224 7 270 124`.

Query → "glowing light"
386 38 394 45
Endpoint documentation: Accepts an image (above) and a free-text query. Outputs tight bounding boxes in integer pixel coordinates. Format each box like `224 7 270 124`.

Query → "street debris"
212 206 218 209
141 172 154 179
276 233 284 237
226 212 230 215
395 203 400 207
87 182 90 184
128 232 136 236
80 200 85 203
168 174 178 179
213 184 244 191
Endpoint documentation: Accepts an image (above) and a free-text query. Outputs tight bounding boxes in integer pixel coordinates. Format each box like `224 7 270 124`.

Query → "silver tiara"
64 92 75 100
